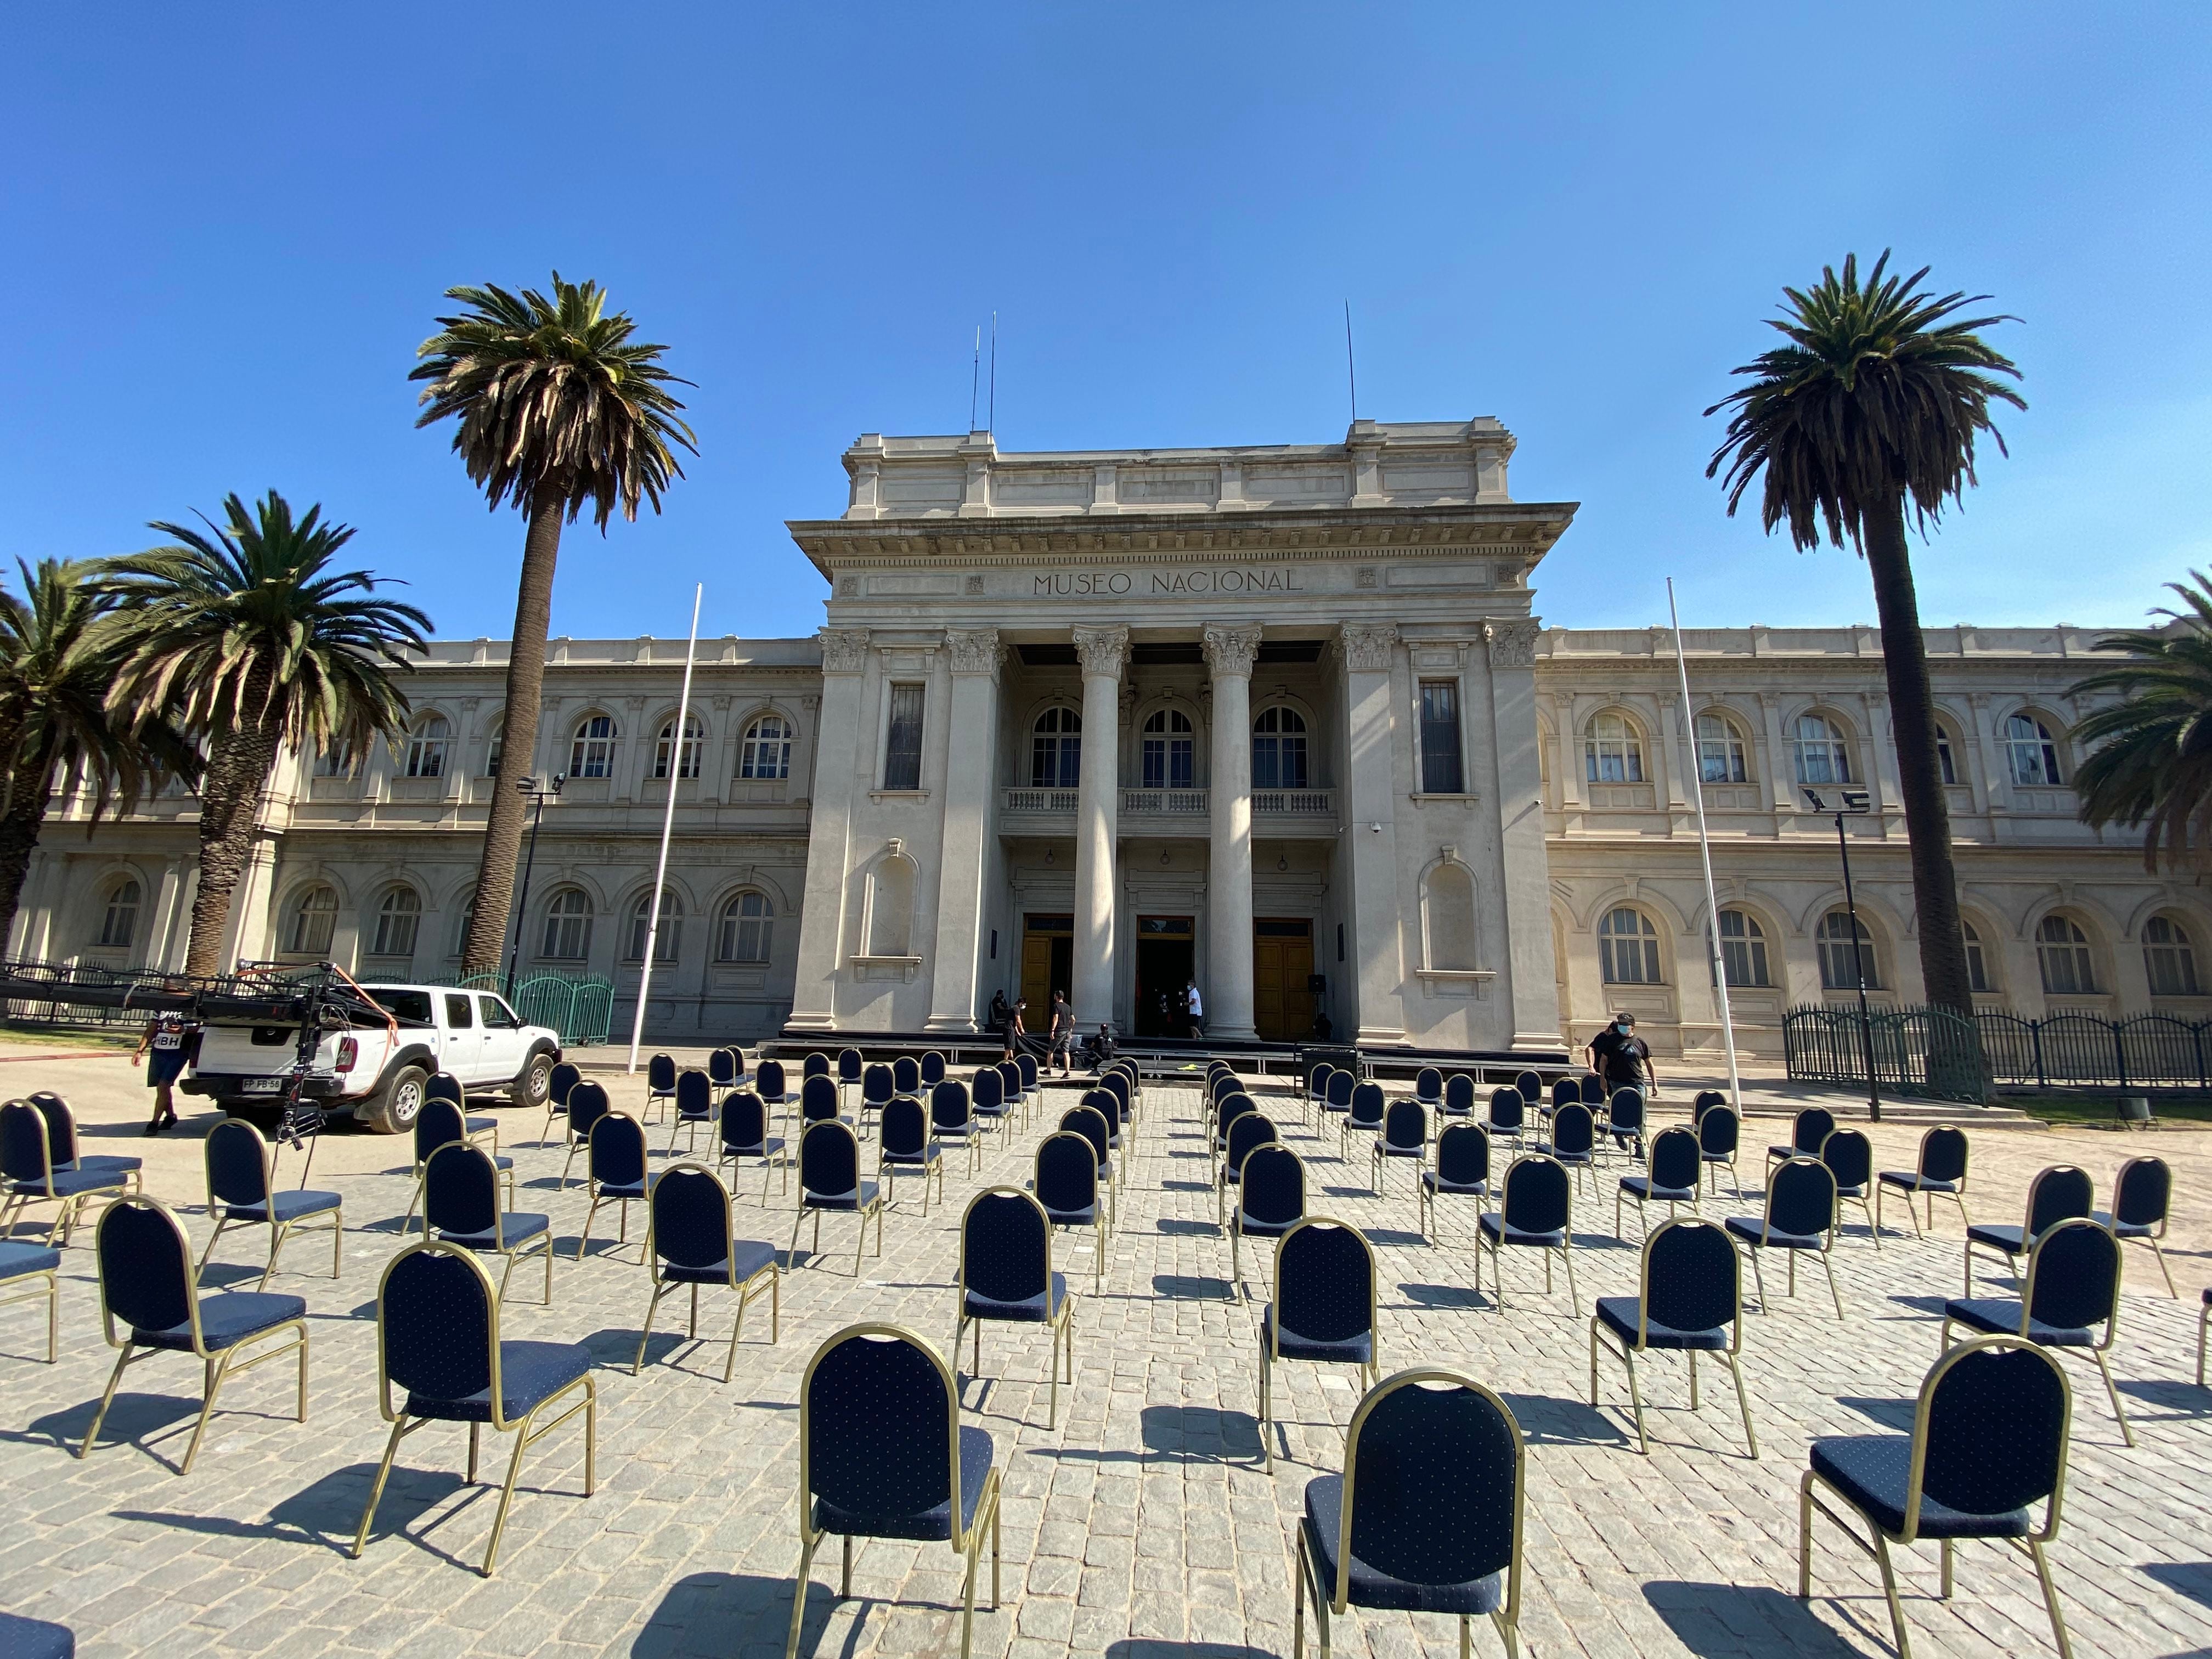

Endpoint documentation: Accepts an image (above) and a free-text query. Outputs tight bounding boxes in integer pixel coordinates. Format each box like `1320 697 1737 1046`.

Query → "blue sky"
5 4 2208 645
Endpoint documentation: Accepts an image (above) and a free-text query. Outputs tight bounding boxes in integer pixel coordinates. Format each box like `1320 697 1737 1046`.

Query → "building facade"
13 419 2203 1058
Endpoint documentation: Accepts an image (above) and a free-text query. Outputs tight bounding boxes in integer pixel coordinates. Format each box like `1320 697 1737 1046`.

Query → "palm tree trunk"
1863 492 1984 1096
0 752 53 955
462 492 565 975
185 709 282 978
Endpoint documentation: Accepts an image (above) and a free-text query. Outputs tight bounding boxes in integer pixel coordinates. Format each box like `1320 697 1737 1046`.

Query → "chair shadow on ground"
2118 1376 2212 1419
1644 1582 1862 1657
1160 1180 1211 1193
1156 1218 1216 1237
1153 1273 1234 1301
1396 1281 1492 1312
18 1393 199 1462
1888 1294 1958 1318
1494 1392 1630 1448
114 1462 470 1561
629 1572 815 1657
1029 1403 1263 1465
1836 1395 1917 1431
2142 1561 2212 1612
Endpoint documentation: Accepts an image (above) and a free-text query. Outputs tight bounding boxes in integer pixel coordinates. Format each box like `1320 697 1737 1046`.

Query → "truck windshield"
363 989 434 1025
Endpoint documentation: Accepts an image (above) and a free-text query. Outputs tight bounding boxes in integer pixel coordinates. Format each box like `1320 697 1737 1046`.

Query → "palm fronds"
2069 573 2212 870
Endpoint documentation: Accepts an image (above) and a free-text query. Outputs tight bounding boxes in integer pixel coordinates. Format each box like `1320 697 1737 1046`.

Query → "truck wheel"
511 1048 557 1110
359 1065 430 1135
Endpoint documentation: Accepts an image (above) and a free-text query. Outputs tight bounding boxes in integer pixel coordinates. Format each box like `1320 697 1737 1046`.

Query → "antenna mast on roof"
1344 300 1358 422
969 326 980 431
988 311 997 434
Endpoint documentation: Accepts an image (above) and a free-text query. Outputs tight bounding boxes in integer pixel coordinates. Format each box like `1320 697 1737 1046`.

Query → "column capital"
1482 618 1541 668
1071 625 1130 680
944 627 1004 679
1340 623 1399 674
1201 623 1264 679
817 628 871 674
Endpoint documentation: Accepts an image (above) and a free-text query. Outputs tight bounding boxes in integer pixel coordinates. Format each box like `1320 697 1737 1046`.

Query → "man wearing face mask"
1587 1012 1656 1101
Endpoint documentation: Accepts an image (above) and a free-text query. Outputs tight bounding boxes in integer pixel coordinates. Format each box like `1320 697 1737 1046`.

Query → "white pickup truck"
182 983 562 1134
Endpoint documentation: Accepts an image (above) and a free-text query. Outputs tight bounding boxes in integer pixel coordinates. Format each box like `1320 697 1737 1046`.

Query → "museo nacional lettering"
1032 566 1306 597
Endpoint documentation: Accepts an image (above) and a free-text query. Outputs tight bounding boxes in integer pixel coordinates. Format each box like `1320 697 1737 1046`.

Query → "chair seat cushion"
1966 1223 2027 1254
1262 1306 1373 1365
1766 1143 1798 1161
1301 1475 1506 1614
1531 1144 1590 1166
594 1181 648 1200
407 1338 592 1423
137 1290 306 1352
0 1610 75 1659
222 1189 342 1224
1724 1216 1822 1250
1809 1435 2032 1539
724 1136 786 1159
1478 1214 1564 1249
2090 1210 2153 1239
1880 1171 1957 1194
1421 1172 1488 1197
882 1146 941 1167
1594 1295 1728 1351
964 1271 1069 1324
441 1214 550 1251
13 1167 127 1198
1236 1214 1296 1238
465 1116 497 1136
0 1240 62 1278
936 1124 980 1140
1377 1144 1423 1160
1618 1177 1696 1204
665 1239 780 1284
815 1423 995 1542
804 1183 882 1212
64 1155 142 1179
1943 1297 2097 1346
1041 1203 1097 1227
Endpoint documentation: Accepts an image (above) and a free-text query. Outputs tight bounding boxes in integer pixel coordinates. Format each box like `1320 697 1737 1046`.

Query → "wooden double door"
1252 917 1315 1044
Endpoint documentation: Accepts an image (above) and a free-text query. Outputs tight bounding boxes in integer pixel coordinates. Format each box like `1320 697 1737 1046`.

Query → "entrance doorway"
1133 915 1194 1037
1020 913 1073 1015
1254 917 1316 1043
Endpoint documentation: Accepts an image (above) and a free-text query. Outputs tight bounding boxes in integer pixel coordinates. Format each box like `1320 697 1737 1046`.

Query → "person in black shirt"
134 1011 198 1134
1587 1011 1657 1097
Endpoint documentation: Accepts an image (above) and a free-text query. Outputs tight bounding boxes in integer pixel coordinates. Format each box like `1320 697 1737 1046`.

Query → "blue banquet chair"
26 1092 142 1190
929 1079 985 1177
1965 1164 2093 1297
1697 1104 1742 1198
576 1111 652 1261
424 1142 555 1304
1057 1105 1116 1228
955 1188 1075 1427
1412 1068 1444 1113
1765 1107 1836 1187
1232 1143 1306 1300
1260 1217 1380 1470
1372 1099 1427 1200
539 1059 582 1147
1034 1131 1106 1288
668 1069 716 1155
200 1118 342 1288
405 1094 514 1232
1877 1125 1971 1238
0 1098 129 1246
1478 1155 1579 1313
0 1236 60 1362
1340 1082 1386 1160
557 1080 612 1191
1323 1069 1356 1121
634 1163 779 1380
791 1121 885 1273
708 1046 742 1090
1485 1087 1526 1152
919 1050 947 1090
892 1054 922 1098
1820 1127 1882 1246
1616 1125 1701 1241
1419 1123 1491 1242
643 1052 678 1124
1441 1072 1477 1119
859 1063 896 1140
1727 1156 1842 1318
1532 1102 1596 1195
1218 1113 1280 1231
2094 1154 2176 1297
878 1094 944 1214
800 1073 844 1127
1942 1216 2134 1448
1589 1217 1757 1458
718 1088 790 1199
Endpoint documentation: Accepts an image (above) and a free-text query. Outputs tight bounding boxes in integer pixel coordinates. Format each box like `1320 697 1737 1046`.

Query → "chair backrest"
1913 1337 2070 1531
676 1069 713 1116
972 1066 1005 1112
2025 1165 2095 1237
1414 1068 1443 1104
801 1074 842 1123
1239 1144 1305 1226
1035 1132 1099 1214
647 1053 676 1092
1017 1053 1039 1091
1276 1218 1376 1344
875 1092 926 1154
1549 1077 1579 1111
96 1197 195 1338
920 1051 947 1087
1820 1127 1873 1189
414 1094 468 1164
708 1048 738 1087
1307 1062 1333 1097
862 1063 895 1107
2112 1155 2170 1229
1436 1122 1491 1188
1792 1107 1836 1155
1331 1371 1522 1606
1607 1088 1644 1133
27 1092 76 1166
0 1100 50 1184
568 1080 611 1144
1348 1081 1386 1128
1216 1092 1256 1141
1767 1156 1837 1238
1919 1125 1970 1186
590 1111 648 1188
427 1072 464 1108
1647 1126 1700 1192
2023 1217 2121 1331
1487 1087 1524 1131
838 1048 864 1085
1642 1218 1739 1337
424 1142 501 1237
1513 1068 1542 1101
757 1058 787 1098
720 1090 768 1152
892 1056 921 1095
930 1080 973 1131
379 1243 499 1416
803 1052 830 1080
961 1188 1051 1305
1550 1102 1594 1157
1501 1155 1571 1234
799 1120 860 1197
995 1060 1022 1103
802 1326 963 1534
1692 1089 1727 1121
1060 1104 1111 1169
549 1060 583 1105
1443 1073 1476 1115
650 1164 734 1272
1383 1099 1426 1152
1578 1074 1609 1107
1698 1104 1740 1157
1099 1070 1133 1119
1225 1112 1278 1175
205 1119 272 1209
1326 1071 1356 1110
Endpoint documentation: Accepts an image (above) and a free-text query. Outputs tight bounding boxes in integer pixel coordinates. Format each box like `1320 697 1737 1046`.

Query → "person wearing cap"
1587 1012 1656 1098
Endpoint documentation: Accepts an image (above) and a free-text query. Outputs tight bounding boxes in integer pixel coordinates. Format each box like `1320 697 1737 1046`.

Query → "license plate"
240 1077 282 1094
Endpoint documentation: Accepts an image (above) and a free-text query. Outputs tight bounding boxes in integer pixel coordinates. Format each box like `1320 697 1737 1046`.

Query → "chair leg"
1871 1533 1915 1659
1562 1242 1581 1314
261 1221 292 1291
1725 1353 1759 1458
1796 1470 1816 1598
2090 1350 2136 1447
77 1342 134 1458
2145 1237 2178 1298
634 1282 664 1375
330 1208 345 1278
2027 1538 2076 1659
787 1207 804 1272
350 1415 410 1557
179 1351 233 1476
197 1215 232 1277
481 1418 532 1576
577 1197 601 1261
1745 1245 1768 1313
1821 1251 1844 1320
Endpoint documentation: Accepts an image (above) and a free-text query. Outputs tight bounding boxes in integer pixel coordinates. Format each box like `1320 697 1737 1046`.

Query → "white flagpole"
628 584 703 1074
1668 578 1742 1107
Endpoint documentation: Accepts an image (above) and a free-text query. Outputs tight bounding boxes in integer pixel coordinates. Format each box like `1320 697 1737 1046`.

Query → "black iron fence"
1785 1002 2212 1097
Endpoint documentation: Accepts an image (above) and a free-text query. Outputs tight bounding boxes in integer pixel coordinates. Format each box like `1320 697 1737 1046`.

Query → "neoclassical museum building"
11 419 2203 1060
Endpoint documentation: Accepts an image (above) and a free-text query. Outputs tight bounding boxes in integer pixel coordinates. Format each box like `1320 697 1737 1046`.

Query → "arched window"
284 884 339 956
480 716 504 780
1252 707 1309 791
97 879 141 949
2036 915 2097 995
1962 919 1995 994
1032 707 1083 789
1598 907 1661 983
738 713 792 780
569 714 618 779
541 889 592 960
403 713 450 779
1793 714 1852 786
2144 915 2201 996
1817 911 1878 990
653 713 703 780
1696 713 1748 785
451 890 475 957
2005 714 2063 786
1714 909 1770 987
370 887 420 957
1584 713 1645 783
867 856 916 957
1141 708 1194 791
1934 721 1960 786
313 745 357 778
718 891 773 962
627 891 682 962
1422 862 1478 970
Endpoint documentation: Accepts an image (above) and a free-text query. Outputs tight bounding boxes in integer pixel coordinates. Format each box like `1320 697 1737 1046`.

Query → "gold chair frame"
199 1121 343 1289
633 1162 780 1381
1588 1217 1758 1458
1477 1154 1582 1314
1940 1217 2133 1449
954 1187 1075 1429
1261 1216 1381 1471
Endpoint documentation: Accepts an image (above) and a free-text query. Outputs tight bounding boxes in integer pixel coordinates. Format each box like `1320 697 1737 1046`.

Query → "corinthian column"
1071 627 1128 1030
1203 623 1263 1041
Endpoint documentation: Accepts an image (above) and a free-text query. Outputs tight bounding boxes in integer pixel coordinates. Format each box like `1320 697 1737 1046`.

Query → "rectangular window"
1418 681 1464 795
883 684 925 791
444 993 473 1030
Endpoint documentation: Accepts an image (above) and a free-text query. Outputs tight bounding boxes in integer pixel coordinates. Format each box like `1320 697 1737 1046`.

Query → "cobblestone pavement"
3 1066 2210 1659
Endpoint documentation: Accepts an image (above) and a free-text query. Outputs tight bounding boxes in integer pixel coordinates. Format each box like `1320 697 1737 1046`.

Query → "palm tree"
411 273 695 974
1707 252 2023 1057
0 558 198 952
101 492 431 976
2067 573 2212 867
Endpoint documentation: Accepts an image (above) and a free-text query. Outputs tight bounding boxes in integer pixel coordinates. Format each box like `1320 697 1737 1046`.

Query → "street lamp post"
1804 787 1880 1122
503 774 564 1000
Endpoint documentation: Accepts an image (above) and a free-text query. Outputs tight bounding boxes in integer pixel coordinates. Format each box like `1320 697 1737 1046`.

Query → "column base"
923 1015 980 1034
1206 1022 1259 1042
782 1011 839 1034
1355 1024 1409 1046
1512 1030 1572 1053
